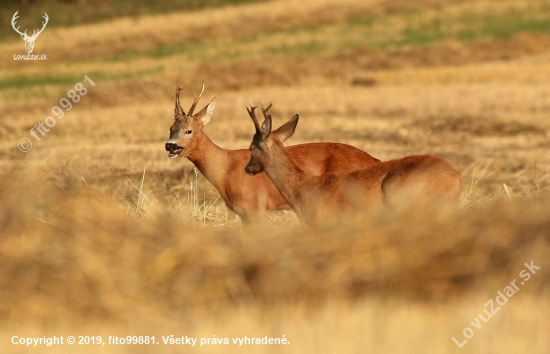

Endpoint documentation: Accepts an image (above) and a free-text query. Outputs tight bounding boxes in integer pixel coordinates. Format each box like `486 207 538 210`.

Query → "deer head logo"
11 11 49 54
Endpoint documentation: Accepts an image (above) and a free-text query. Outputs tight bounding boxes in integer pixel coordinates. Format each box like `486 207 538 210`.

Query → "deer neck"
262 141 314 208
186 132 229 188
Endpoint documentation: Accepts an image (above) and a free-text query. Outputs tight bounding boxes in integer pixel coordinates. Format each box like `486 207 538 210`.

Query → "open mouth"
166 143 183 159
168 149 183 159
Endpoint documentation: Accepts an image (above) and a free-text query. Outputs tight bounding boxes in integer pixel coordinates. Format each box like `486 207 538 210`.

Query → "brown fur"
165 86 380 226
246 112 463 229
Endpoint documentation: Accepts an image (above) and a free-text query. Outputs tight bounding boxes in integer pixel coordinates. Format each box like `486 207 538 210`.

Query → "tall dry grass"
0 159 549 353
1 0 550 352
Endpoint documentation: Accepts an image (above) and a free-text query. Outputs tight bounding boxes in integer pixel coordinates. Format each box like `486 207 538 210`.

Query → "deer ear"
195 97 216 126
260 115 272 138
272 114 299 142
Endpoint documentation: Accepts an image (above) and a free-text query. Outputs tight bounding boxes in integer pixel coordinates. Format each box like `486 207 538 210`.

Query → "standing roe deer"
165 83 380 226
244 102 463 229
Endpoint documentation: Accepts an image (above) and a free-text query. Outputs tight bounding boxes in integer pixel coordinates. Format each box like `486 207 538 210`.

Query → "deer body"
245 106 463 229
165 84 380 225
185 133 377 223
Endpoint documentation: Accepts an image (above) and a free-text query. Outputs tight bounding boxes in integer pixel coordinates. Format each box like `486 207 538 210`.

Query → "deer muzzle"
165 142 183 159
245 160 264 175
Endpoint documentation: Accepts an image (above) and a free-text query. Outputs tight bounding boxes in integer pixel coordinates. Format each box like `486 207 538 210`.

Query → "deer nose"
245 161 262 175
165 143 176 151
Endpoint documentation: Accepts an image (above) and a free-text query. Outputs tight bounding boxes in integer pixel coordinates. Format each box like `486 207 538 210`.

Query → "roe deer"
244 102 463 229
165 83 380 226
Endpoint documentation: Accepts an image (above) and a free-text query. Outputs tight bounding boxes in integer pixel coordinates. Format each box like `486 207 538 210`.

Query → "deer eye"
185 130 192 134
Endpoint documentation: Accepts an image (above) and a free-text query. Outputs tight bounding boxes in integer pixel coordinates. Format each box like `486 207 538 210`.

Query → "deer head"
245 100 299 175
165 81 216 159
11 11 49 54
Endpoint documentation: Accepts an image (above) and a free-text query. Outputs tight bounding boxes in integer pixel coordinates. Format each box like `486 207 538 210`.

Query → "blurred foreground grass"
1 0 550 352
0 159 549 353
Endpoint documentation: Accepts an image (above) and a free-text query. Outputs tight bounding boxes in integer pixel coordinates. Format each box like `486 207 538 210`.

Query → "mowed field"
1 0 550 353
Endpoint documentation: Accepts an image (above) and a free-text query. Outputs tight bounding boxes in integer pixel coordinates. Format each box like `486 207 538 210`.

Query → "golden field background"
1 0 550 352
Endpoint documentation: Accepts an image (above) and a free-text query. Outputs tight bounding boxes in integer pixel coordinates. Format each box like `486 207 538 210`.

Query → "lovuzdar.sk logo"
11 10 48 61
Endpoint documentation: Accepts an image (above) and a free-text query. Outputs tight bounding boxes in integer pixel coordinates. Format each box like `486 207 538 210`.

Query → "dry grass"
1 0 550 352
0 161 549 353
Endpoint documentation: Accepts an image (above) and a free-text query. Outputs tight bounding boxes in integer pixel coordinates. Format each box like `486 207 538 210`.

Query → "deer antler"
247 99 261 132
261 101 272 119
188 81 205 116
11 11 27 38
32 13 49 39
175 80 185 116
11 12 48 40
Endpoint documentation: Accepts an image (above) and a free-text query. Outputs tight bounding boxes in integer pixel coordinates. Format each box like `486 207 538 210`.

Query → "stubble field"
0 0 549 353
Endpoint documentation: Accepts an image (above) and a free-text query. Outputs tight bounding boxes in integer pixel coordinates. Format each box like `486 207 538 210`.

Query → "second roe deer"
164 83 380 226
244 102 463 229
